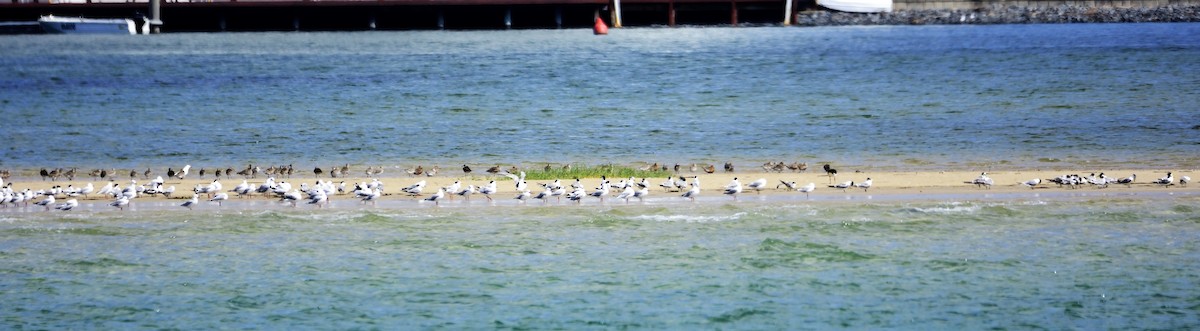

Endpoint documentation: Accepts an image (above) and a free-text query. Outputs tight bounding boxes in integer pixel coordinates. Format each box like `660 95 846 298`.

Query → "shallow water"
1 23 1199 171
2 196 1199 329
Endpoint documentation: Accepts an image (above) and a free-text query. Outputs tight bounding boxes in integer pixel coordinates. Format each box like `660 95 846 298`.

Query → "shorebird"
462 164 472 174
571 185 590 201
402 180 426 196
829 180 854 192
181 194 199 210
210 193 228 206
1115 174 1136 187
424 188 446 205
514 190 531 202
55 199 78 211
361 188 381 205
856 178 873 192
823 164 838 183
724 177 742 199
798 182 816 199
969 172 993 189
777 180 798 190
178 165 191 180
307 190 328 207
281 189 302 207
1019 178 1042 189
34 194 55 210
110 196 130 210
1152 172 1174 186
313 167 323 178
456 185 477 200
479 181 498 201
532 186 552 202
633 185 649 201
589 180 610 201
681 182 700 201
615 186 635 203
746 178 767 193
1182 175 1191 187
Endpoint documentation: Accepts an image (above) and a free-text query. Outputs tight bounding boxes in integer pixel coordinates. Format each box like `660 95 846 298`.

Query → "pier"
0 0 804 31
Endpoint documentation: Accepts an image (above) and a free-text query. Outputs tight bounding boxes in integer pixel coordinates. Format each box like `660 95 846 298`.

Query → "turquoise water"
3 23 1200 329
2 196 1199 329
1 24 1199 171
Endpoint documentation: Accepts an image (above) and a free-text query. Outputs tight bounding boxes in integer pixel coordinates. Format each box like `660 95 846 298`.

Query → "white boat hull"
38 15 136 35
817 0 893 13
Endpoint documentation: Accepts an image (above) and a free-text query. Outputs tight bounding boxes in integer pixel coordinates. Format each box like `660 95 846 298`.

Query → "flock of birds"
0 162 862 211
968 171 1190 189
0 162 1192 212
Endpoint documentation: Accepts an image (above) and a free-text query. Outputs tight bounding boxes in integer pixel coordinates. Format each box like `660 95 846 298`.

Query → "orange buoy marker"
593 18 608 35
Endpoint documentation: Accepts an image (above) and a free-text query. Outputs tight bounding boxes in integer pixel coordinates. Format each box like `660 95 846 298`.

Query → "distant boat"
817 0 893 13
38 15 136 35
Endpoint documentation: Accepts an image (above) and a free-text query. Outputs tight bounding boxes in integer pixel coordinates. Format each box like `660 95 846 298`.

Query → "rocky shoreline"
794 4 1200 25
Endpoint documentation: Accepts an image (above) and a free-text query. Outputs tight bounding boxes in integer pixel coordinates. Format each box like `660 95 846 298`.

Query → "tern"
829 181 854 192
856 178 873 192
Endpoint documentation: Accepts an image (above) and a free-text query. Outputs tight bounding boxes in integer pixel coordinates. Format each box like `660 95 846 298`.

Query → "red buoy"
593 18 608 35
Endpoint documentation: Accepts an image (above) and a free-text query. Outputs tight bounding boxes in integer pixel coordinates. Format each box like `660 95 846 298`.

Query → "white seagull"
798 182 816 199
35 194 55 210
681 182 701 201
181 194 199 210
209 192 229 206
55 199 78 211
1019 178 1042 189
110 196 130 210
723 177 743 199
423 188 446 205
402 180 426 196
746 178 768 193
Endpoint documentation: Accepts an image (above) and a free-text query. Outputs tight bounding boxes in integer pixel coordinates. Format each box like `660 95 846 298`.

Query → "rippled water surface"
1 23 1199 171
2 197 1200 329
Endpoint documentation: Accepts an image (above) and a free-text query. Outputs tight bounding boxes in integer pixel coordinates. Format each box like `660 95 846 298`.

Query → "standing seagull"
35 194 55 211
424 188 446 205
110 196 130 211
798 182 816 199
746 178 768 193
209 192 228 206
724 178 743 200
1019 178 1042 189
55 199 78 211
181 194 199 210
681 182 701 201
478 181 498 201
